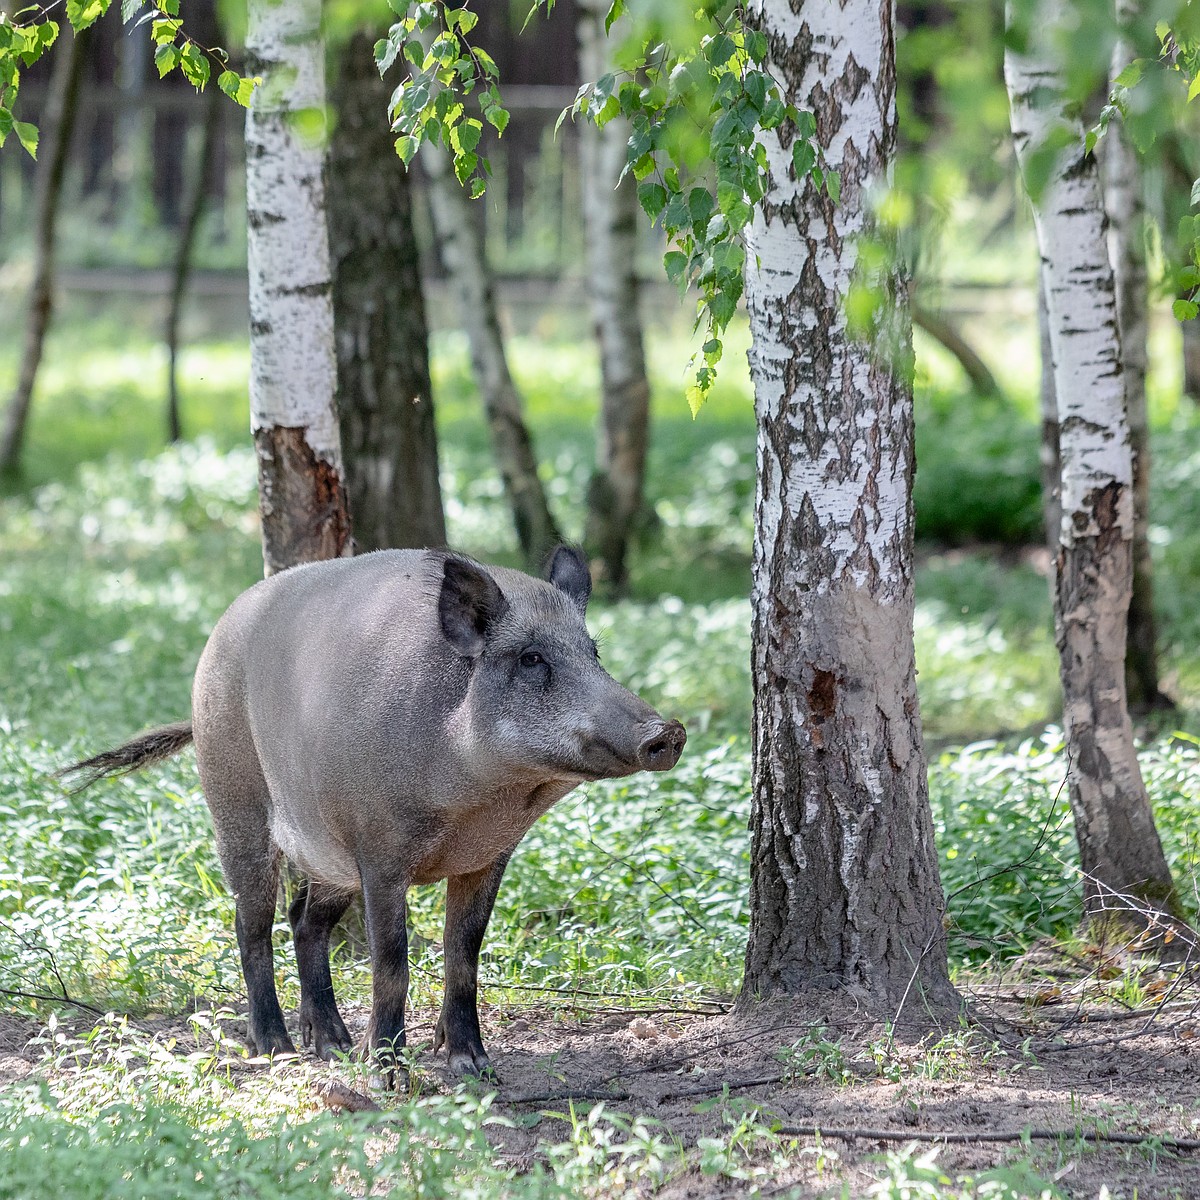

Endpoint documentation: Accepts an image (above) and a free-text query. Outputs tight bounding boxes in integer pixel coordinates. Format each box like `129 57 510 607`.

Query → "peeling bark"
246 0 351 575
577 0 652 594
1006 2 1180 921
421 146 561 568
327 32 446 552
739 0 955 1011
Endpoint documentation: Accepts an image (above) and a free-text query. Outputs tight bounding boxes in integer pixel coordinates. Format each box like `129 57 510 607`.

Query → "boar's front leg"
435 853 510 1078
288 877 354 1060
361 864 411 1088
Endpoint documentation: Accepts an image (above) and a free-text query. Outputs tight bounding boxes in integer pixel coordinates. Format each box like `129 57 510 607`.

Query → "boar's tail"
54 721 195 793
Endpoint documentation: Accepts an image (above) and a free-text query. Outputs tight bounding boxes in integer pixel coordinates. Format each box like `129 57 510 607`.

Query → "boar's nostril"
638 720 686 772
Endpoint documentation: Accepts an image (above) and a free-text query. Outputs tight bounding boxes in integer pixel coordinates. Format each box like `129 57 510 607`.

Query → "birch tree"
246 0 352 575
739 0 954 1007
421 143 561 568
577 0 652 594
1006 2 1180 922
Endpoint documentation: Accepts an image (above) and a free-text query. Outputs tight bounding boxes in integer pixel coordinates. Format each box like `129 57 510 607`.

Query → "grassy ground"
3 298 1200 1196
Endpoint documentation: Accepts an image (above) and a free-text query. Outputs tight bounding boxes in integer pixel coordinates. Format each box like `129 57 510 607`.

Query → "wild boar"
59 546 685 1082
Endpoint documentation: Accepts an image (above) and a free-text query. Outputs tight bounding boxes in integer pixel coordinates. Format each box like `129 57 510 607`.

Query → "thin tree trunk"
327 33 446 552
1183 313 1200 400
911 305 1002 398
1006 4 1181 922
245 0 351 575
165 81 222 445
0 27 88 477
421 146 561 568
739 0 955 1011
1104 19 1168 712
1037 268 1062 567
577 0 651 594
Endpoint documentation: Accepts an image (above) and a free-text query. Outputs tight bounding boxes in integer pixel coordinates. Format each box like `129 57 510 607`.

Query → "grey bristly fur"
54 721 194 793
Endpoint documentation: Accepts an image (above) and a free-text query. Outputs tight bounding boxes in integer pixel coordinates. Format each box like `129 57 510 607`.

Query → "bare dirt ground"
4 952 1200 1198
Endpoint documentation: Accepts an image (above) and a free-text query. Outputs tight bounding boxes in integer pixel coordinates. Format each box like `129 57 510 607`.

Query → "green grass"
0 312 1198 1198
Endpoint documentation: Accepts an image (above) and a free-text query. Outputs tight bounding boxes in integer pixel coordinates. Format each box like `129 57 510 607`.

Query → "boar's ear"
545 545 591 615
439 557 509 658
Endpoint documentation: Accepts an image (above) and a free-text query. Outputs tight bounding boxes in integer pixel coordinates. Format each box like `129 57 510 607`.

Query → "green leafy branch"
1088 13 1200 320
122 0 256 105
375 1 507 199
566 4 835 412
0 0 256 161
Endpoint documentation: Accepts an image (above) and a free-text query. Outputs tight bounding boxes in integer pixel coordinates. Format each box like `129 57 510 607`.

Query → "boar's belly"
412 781 576 883
271 813 362 892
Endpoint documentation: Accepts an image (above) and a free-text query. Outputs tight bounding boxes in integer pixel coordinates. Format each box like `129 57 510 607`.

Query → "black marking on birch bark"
247 208 285 229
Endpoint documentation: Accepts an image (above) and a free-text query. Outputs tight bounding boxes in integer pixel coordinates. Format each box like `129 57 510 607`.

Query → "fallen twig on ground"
774 1123 1200 1152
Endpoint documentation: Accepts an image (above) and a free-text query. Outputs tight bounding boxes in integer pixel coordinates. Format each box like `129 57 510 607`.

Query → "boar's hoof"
246 1027 298 1059
435 1019 497 1079
299 1004 353 1062
449 1048 498 1080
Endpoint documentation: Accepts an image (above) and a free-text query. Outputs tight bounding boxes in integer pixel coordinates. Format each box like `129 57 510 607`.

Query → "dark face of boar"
438 547 686 783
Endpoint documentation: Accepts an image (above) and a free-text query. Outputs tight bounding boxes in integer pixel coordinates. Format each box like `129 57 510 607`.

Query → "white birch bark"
740 0 953 1008
1006 1 1178 919
246 0 351 574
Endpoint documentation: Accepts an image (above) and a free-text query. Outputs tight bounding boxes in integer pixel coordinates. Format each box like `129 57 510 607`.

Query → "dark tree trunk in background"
577 0 652 594
1008 8 1182 924
1103 24 1168 712
0 27 89 477
327 33 446 552
422 145 561 568
740 0 955 1011
1183 316 1200 400
165 82 222 445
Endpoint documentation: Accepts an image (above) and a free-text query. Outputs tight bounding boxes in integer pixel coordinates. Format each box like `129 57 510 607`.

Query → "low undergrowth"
2 328 1200 1196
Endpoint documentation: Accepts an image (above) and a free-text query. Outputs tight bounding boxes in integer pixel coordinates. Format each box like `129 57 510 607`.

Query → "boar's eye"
519 650 545 669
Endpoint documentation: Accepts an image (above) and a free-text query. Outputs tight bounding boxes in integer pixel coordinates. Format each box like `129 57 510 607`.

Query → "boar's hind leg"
223 837 294 1058
435 853 511 1078
289 878 354 1060
360 865 411 1088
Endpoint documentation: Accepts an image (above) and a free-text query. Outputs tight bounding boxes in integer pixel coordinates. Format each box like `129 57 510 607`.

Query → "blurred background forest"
4 0 1200 1042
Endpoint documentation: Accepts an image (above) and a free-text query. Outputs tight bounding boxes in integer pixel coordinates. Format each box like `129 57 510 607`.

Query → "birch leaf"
13 118 37 158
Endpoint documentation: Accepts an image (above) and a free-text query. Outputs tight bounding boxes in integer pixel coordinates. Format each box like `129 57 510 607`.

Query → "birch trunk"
577 0 652 594
1006 6 1180 920
422 147 561 568
0 26 88 477
1104 26 1168 712
1037 268 1062 568
739 0 955 1009
245 0 351 575
327 33 446 552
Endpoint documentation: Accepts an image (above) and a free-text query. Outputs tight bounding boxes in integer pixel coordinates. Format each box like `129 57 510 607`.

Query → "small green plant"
695 1103 793 1184
855 1144 1066 1199
777 1027 854 1085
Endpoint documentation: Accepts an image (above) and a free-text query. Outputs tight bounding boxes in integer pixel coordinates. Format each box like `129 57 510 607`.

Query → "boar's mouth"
568 720 686 780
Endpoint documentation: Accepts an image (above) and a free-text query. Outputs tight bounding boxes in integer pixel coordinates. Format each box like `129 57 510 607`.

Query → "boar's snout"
636 720 687 773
